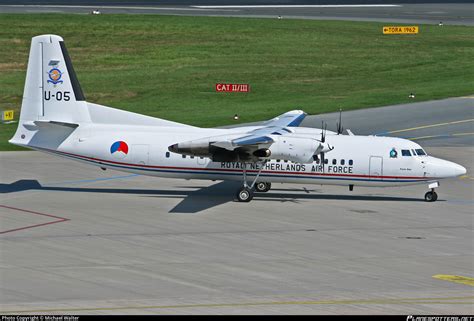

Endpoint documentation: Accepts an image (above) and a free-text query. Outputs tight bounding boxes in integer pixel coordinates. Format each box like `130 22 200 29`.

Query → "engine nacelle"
268 136 319 163
169 139 254 162
168 137 211 157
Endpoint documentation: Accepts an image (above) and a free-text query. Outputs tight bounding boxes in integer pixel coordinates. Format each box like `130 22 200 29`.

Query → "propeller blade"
317 121 330 172
320 121 325 143
336 108 343 135
321 152 325 172
323 122 327 143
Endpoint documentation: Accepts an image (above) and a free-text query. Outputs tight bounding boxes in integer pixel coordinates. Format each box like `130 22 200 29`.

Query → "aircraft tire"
236 187 254 202
255 182 271 193
424 191 438 202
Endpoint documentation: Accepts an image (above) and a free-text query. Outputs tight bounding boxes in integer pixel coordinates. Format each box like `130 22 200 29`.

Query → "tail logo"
47 68 64 85
110 141 129 158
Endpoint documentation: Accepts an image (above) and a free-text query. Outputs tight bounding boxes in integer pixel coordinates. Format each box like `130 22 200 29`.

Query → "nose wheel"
424 182 439 202
424 191 438 202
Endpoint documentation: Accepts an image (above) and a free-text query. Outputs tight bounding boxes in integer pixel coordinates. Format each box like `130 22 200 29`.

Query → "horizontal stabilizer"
34 120 79 128
21 120 79 131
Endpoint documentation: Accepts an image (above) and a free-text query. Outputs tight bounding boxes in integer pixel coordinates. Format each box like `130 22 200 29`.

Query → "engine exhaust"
253 148 271 158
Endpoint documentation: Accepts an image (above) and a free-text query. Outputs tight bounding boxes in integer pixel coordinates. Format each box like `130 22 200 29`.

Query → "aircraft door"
369 156 383 178
131 144 150 165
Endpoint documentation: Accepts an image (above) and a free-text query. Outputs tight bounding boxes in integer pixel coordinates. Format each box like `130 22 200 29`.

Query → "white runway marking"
3 5 238 12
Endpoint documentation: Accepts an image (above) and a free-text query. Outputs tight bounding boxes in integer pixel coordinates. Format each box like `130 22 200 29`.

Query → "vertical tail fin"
29 34 89 122
10 34 90 146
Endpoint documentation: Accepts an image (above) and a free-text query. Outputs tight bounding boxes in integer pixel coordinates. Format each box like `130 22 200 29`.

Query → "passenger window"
324 158 329 164
332 159 337 165
416 149 426 156
349 160 353 166
284 160 288 163
182 155 186 158
340 159 345 165
313 155 320 164
401 150 411 156
190 156 194 159
165 152 170 158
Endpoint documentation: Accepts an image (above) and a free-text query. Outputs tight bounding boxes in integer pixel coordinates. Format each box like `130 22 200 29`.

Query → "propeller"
313 121 334 172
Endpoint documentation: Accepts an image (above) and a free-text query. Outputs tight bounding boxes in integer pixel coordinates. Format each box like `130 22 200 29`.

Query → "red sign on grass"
216 83 250 93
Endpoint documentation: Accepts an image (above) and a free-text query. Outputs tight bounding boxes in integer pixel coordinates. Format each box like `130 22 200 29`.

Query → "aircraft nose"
452 163 467 177
425 158 467 178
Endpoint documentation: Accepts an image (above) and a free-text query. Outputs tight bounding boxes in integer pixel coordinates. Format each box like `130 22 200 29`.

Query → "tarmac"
0 2 472 26
1 97 473 314
303 96 474 147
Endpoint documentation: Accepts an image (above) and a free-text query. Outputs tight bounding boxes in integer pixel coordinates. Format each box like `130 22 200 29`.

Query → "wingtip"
287 109 306 115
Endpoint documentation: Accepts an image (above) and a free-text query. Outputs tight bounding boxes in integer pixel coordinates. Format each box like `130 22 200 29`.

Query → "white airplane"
9 35 467 202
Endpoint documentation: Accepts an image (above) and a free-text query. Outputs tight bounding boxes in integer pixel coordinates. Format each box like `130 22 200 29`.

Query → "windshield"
415 149 427 156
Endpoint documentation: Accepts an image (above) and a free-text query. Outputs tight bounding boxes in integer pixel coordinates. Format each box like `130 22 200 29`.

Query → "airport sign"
383 26 419 34
2 110 14 121
216 83 250 92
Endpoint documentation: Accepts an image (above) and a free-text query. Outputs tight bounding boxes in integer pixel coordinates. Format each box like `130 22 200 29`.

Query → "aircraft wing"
211 110 306 151
169 110 327 163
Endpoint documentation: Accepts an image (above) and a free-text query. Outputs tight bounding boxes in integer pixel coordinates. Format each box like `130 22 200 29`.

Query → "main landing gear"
255 182 272 193
424 181 439 202
235 162 270 202
236 187 253 202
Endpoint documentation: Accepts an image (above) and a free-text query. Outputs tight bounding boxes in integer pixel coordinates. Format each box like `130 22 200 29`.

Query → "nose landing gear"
424 181 439 202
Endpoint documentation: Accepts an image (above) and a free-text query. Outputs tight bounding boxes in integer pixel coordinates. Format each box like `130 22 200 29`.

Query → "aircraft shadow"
0 180 240 213
0 180 424 214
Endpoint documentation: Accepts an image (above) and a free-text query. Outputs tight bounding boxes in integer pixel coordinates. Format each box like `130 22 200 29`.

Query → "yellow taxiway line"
386 119 474 135
407 132 474 141
433 275 474 287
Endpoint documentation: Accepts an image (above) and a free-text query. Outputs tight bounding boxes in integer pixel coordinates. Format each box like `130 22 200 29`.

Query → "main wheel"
236 187 254 202
424 191 438 202
255 182 271 193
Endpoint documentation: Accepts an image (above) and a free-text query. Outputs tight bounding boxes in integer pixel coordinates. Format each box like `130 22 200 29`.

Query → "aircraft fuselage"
32 124 465 188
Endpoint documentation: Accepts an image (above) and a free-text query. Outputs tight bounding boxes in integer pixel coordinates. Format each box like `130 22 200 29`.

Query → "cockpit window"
401 149 411 156
415 149 426 156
